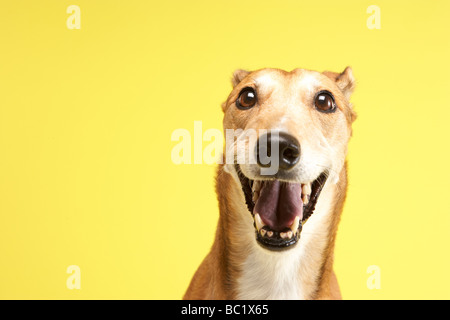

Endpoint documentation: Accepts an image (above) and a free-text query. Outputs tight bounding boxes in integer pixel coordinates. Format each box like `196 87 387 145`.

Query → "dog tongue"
254 181 303 231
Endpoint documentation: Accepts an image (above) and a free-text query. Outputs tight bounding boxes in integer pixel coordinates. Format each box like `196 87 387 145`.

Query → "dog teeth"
252 190 259 202
280 231 293 239
254 213 266 231
302 194 309 205
301 183 311 205
289 216 300 233
255 213 300 241
302 183 311 196
252 180 261 193
251 181 262 203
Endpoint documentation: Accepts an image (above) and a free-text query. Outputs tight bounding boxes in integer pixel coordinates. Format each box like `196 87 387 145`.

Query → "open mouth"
236 165 328 251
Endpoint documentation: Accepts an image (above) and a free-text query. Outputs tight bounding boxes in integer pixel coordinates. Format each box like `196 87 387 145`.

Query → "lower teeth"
259 226 298 240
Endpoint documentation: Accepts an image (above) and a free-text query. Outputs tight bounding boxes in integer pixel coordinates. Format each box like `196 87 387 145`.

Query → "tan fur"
184 67 356 300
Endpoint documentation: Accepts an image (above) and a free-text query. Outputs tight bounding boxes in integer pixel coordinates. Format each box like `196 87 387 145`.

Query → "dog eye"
314 91 336 113
236 88 257 109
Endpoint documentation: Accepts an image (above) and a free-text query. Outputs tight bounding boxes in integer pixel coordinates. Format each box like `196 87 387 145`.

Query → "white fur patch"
255 74 278 92
293 73 321 94
236 240 304 300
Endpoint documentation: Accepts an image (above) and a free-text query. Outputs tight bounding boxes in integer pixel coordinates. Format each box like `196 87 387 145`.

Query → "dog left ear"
323 66 355 100
221 69 251 112
231 69 250 88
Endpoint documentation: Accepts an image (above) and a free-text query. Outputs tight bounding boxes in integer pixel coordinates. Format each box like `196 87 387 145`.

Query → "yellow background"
0 0 449 299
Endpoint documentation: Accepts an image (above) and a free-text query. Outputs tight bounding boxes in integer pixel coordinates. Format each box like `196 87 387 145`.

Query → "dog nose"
256 132 301 171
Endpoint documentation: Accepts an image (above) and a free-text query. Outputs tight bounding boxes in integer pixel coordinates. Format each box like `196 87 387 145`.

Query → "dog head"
221 67 356 251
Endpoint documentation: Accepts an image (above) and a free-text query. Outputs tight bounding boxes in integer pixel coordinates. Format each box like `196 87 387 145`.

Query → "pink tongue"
254 181 303 231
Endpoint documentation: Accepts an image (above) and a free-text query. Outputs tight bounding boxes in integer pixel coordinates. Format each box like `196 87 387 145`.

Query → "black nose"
256 132 301 171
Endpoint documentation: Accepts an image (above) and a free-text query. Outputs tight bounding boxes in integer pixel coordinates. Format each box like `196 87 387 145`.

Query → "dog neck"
214 163 347 300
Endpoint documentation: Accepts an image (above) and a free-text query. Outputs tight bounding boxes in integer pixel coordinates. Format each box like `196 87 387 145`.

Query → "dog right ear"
323 67 357 123
323 67 355 100
231 69 250 87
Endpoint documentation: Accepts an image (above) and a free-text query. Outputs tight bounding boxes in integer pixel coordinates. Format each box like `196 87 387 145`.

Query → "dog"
184 67 356 300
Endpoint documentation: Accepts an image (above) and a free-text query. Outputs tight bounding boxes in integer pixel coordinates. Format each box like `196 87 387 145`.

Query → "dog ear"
323 67 357 123
231 69 250 87
323 66 355 100
221 70 250 112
